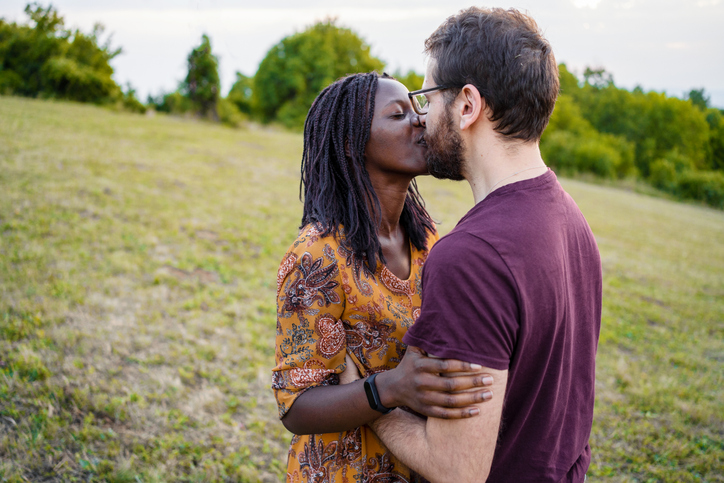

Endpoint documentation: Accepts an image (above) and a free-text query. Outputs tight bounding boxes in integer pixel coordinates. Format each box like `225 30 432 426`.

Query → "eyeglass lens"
413 94 428 114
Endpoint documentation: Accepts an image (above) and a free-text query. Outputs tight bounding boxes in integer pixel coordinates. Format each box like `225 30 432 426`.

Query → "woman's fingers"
426 406 481 419
414 372 494 393
417 356 485 374
420 387 494 408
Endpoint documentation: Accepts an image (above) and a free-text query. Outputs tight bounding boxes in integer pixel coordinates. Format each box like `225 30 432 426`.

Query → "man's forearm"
372 410 469 483
371 410 434 475
372 368 508 483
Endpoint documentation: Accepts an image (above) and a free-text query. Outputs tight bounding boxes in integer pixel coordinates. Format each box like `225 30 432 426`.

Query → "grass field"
0 96 722 482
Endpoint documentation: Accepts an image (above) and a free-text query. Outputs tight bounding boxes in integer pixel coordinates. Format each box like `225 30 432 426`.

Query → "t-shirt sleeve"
403 232 519 370
271 228 347 419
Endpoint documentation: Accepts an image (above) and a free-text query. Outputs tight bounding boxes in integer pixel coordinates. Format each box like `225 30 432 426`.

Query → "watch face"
364 377 378 408
364 373 393 414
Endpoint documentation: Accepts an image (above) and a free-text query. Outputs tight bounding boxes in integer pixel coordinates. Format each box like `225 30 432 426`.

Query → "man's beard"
425 105 466 181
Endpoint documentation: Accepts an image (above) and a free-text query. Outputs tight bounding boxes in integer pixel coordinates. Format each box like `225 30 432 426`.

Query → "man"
370 7 602 482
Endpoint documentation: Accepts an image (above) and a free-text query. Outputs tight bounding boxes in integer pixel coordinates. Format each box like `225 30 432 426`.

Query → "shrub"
0 4 122 103
649 159 677 192
119 84 146 114
541 130 635 179
150 91 193 115
676 170 724 208
217 97 246 128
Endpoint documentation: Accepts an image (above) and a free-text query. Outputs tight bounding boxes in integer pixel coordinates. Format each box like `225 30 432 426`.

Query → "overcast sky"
2 0 723 107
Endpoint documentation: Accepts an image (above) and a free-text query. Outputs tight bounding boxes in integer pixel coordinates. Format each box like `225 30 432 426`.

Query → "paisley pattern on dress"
345 316 397 366
299 434 338 483
315 315 346 358
337 243 376 297
282 252 341 313
278 252 298 296
274 225 438 483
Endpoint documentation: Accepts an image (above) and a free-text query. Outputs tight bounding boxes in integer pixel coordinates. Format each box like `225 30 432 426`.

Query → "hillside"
1 96 722 482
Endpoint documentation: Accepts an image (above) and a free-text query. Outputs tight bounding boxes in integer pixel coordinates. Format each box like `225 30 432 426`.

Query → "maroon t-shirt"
404 170 601 482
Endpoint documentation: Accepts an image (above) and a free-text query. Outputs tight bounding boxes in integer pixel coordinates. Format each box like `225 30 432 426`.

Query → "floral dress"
273 224 438 483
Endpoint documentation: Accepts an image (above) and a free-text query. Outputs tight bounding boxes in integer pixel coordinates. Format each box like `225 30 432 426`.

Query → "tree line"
541 66 724 208
1 3 722 208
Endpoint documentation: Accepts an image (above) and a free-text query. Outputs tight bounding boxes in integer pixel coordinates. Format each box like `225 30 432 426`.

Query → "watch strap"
364 373 394 414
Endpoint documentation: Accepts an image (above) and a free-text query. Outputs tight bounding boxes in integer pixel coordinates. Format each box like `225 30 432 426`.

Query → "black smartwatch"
364 373 395 414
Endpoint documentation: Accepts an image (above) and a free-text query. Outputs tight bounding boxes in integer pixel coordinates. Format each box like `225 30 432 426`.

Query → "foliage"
393 69 424 91
0 3 122 104
543 65 724 208
688 88 710 111
217 97 245 128
252 19 384 129
227 71 253 115
119 83 146 114
705 108 724 171
675 170 724 209
182 34 220 120
147 90 193 115
542 94 636 179
0 96 722 481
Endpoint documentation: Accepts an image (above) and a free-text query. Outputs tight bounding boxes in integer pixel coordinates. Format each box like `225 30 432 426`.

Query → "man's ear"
458 84 484 131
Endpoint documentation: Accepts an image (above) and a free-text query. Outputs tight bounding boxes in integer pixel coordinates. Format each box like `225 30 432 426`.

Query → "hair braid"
300 72 435 272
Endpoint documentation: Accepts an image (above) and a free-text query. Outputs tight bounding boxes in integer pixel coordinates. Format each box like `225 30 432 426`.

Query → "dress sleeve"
403 232 519 370
271 227 347 419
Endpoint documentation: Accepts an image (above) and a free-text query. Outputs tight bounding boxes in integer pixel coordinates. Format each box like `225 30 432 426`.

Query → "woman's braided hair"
300 71 435 272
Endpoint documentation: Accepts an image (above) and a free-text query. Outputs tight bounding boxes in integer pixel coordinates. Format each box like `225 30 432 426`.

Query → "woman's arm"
281 347 494 435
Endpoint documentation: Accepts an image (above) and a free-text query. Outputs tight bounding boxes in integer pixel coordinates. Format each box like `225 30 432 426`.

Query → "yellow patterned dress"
273 224 438 483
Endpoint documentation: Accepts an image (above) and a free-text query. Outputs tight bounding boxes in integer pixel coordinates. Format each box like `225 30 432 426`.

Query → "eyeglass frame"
408 85 455 116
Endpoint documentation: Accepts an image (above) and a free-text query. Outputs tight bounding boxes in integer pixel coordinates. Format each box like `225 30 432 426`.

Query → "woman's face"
364 78 428 180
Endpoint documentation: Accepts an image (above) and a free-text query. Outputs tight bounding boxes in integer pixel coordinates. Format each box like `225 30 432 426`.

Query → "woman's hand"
375 346 494 419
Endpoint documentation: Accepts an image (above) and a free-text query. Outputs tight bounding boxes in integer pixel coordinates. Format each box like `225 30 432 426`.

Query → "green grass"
0 96 722 482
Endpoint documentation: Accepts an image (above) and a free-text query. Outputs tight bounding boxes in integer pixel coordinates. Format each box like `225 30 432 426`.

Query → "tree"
394 69 424 91
183 34 220 120
227 72 253 114
558 64 580 96
688 88 710 111
252 19 384 129
583 66 613 89
0 3 122 103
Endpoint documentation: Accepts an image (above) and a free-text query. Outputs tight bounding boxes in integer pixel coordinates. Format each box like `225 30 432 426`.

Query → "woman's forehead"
375 78 409 109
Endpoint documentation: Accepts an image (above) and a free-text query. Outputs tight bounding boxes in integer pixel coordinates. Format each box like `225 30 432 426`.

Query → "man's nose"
413 113 426 128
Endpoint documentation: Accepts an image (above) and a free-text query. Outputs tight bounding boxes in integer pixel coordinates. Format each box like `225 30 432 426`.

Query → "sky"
2 0 723 107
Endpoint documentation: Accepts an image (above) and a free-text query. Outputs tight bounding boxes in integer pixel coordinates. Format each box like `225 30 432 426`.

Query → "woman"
273 72 492 482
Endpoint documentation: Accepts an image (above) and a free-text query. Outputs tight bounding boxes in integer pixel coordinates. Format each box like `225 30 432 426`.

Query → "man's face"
421 60 466 181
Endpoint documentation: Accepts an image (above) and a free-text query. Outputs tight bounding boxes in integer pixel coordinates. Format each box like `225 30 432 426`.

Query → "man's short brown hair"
425 7 559 142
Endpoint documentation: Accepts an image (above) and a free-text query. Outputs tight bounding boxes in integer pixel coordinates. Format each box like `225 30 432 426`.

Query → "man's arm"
372 367 508 483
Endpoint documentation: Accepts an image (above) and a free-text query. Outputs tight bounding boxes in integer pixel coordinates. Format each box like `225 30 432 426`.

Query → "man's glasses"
408 85 452 116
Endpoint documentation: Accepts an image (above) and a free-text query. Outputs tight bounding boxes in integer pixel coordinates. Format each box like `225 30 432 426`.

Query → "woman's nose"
412 113 425 128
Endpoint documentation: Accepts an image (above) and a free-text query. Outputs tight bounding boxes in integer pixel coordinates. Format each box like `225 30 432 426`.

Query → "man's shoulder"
427 230 498 264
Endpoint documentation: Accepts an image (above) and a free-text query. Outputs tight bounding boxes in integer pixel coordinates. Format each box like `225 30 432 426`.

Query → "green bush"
649 159 678 192
0 4 122 103
541 130 634 179
227 72 253 114
151 91 193 115
217 97 246 128
119 84 146 114
41 56 118 102
676 170 724 208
